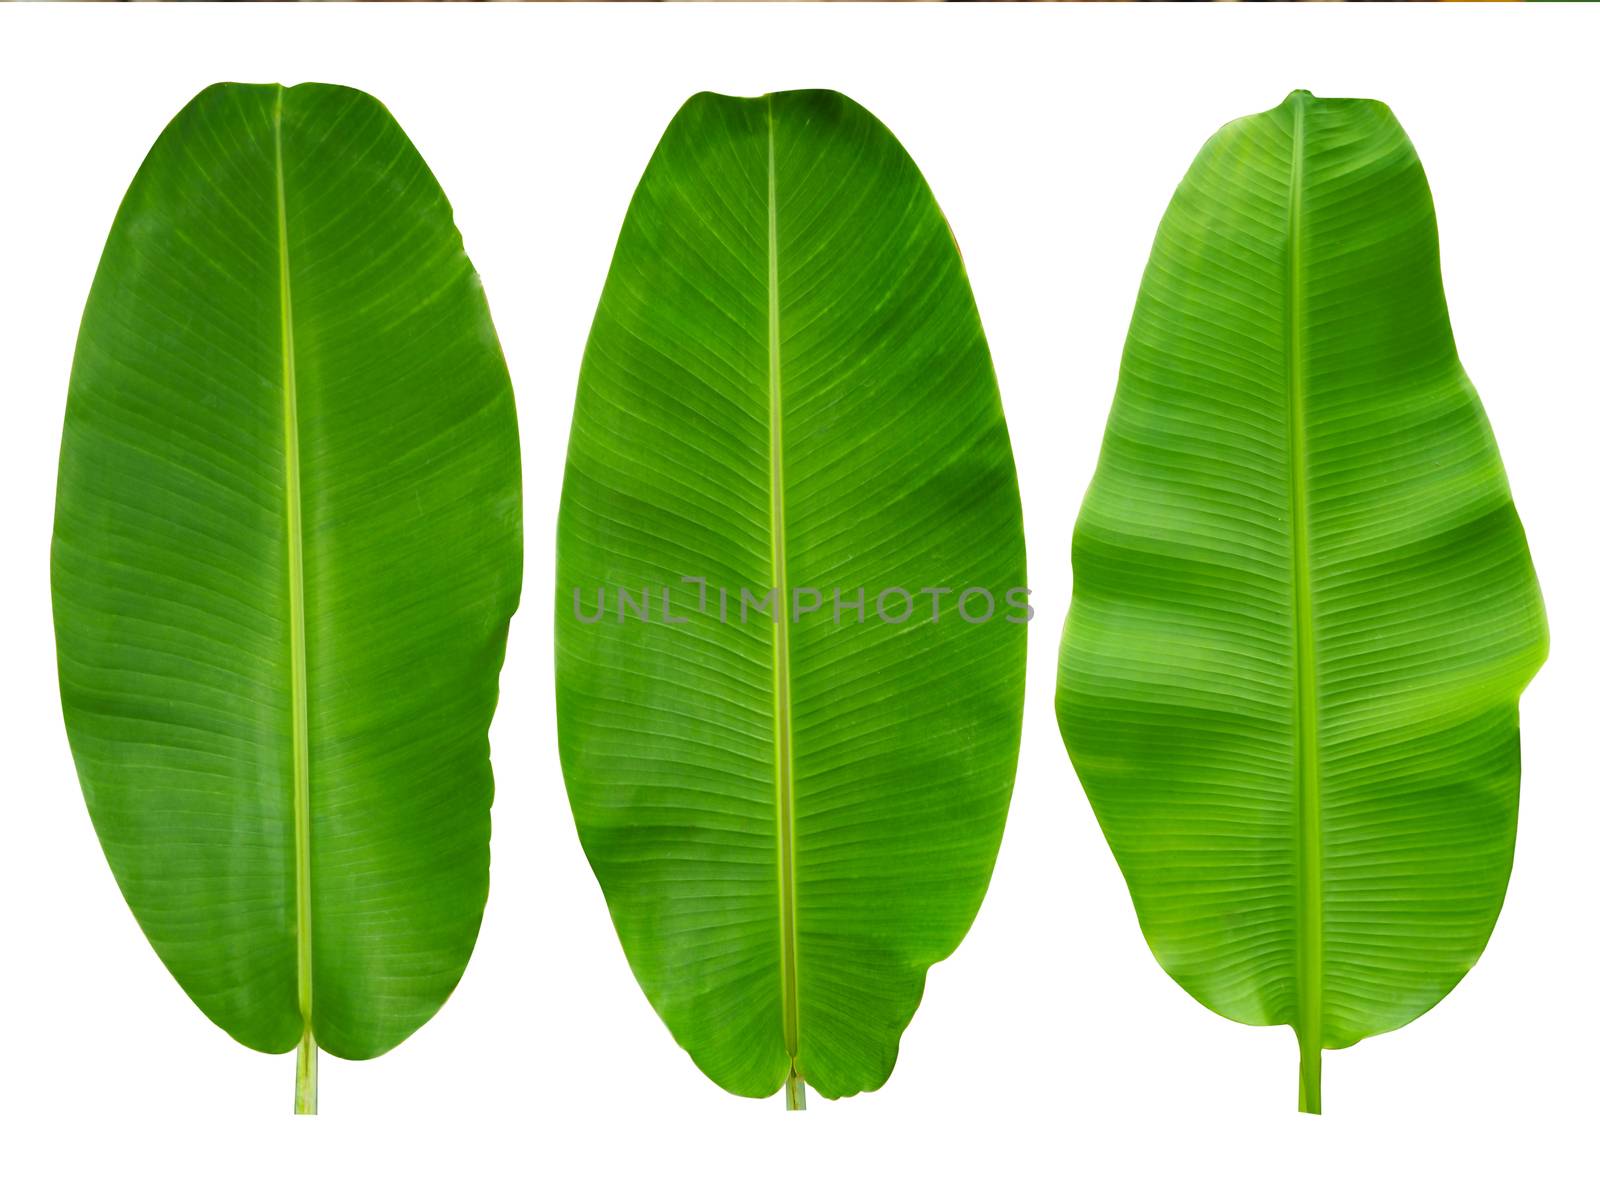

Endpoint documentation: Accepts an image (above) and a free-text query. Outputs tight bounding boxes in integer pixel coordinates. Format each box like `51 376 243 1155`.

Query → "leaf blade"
52 82 522 1063
556 90 1026 1100
1058 92 1547 1106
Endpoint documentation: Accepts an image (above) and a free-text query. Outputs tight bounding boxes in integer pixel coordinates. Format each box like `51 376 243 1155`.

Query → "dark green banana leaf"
52 83 521 1112
555 90 1026 1106
1058 91 1547 1113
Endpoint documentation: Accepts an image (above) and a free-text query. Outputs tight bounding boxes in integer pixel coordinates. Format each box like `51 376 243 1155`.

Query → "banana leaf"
555 90 1026 1106
1058 91 1547 1113
51 82 521 1113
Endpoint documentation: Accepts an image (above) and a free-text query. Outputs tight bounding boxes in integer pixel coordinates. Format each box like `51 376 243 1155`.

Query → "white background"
1 4 1595 1197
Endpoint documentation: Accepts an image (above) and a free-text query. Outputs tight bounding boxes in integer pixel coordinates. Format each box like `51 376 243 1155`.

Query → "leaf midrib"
1285 92 1324 1073
766 96 801 1078
274 86 314 1040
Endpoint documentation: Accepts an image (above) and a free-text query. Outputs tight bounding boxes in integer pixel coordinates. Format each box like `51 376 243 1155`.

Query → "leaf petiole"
295 1025 317 1116
1298 1034 1321 1116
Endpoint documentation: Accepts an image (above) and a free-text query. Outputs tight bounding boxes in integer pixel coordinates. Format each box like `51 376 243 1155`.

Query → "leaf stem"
1297 1031 1321 1115
785 1069 806 1112
295 1025 318 1115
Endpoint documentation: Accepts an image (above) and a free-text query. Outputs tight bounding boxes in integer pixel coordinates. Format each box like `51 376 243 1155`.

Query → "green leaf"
1057 91 1547 1113
51 83 521 1109
555 90 1026 1104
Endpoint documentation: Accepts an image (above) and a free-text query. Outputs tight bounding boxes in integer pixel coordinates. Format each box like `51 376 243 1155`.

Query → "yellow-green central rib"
765 96 801 1087
274 87 313 1049
1284 91 1323 1113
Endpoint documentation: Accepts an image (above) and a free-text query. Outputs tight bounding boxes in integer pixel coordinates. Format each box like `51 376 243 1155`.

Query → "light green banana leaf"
1058 91 1547 1113
52 82 522 1113
555 90 1027 1107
